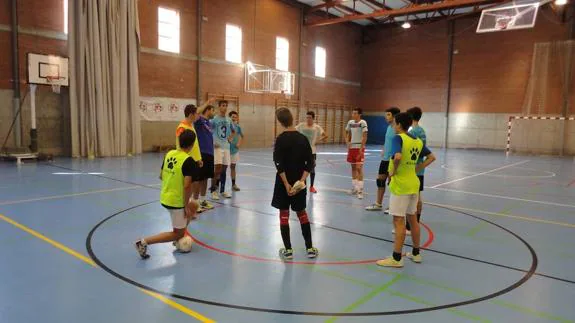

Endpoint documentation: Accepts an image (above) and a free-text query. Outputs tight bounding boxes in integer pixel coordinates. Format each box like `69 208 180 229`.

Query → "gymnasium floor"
1 145 574 323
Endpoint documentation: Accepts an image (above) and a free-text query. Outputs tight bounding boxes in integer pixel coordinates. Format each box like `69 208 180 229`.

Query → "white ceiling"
296 0 485 25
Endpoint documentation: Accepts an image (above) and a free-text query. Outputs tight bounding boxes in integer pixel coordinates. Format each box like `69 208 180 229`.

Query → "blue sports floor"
1 145 574 323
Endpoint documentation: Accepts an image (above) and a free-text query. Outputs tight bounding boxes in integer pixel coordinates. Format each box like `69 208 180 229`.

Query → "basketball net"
46 76 62 93
495 16 515 30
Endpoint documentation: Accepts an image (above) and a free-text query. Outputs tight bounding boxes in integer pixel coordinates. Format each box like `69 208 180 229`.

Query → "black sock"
406 219 411 231
220 172 226 193
393 252 402 261
412 248 420 256
417 213 421 222
310 173 315 187
280 225 291 249
300 223 313 249
232 179 236 186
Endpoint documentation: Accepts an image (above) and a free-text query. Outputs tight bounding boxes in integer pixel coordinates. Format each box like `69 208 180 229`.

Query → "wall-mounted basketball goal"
476 0 544 33
244 61 295 98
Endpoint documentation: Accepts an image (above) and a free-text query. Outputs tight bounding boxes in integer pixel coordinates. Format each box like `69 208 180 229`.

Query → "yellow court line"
427 202 575 229
0 184 161 206
0 213 215 323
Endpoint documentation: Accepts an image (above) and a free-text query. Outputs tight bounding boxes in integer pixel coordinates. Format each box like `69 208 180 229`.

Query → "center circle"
86 201 537 316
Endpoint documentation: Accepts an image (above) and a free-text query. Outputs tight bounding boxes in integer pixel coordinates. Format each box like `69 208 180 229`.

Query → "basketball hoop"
46 76 64 93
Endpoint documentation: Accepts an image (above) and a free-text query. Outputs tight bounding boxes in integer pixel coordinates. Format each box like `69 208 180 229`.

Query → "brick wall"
0 0 362 154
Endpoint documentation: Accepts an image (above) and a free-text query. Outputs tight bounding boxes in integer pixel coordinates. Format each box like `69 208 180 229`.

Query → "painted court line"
0 184 161 206
0 213 215 323
430 160 530 188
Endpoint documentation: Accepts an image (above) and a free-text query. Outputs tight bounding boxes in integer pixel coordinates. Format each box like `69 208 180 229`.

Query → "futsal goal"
506 115 575 155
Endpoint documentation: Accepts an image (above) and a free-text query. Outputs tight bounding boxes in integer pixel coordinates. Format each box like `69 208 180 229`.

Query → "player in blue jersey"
210 100 235 200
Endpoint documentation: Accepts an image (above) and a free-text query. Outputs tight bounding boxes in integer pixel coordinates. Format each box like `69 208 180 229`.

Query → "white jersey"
346 119 368 149
295 123 325 154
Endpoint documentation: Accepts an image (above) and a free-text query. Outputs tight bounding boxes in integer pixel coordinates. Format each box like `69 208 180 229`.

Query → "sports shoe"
349 188 358 195
232 185 241 192
221 192 232 199
384 208 390 214
200 200 214 210
279 248 294 259
365 203 382 211
135 239 149 259
310 186 317 193
376 256 403 268
306 247 319 258
392 229 411 236
196 206 205 214
406 252 422 263
357 190 363 200
211 191 220 200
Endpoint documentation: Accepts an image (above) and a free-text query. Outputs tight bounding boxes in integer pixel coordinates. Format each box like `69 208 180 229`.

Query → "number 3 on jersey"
219 125 227 139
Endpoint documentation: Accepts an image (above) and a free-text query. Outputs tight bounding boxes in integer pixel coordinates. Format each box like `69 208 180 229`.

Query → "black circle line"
86 201 537 317
47 162 570 284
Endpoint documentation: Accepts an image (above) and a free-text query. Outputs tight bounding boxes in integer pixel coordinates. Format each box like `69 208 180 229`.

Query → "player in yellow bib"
376 112 435 268
135 130 199 259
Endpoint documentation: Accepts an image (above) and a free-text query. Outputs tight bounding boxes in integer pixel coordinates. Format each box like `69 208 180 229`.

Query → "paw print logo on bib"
410 147 419 161
167 157 177 169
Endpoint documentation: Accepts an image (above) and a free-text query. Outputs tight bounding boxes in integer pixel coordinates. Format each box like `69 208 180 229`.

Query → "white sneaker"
211 191 220 200
357 190 363 200
221 192 232 199
365 204 383 211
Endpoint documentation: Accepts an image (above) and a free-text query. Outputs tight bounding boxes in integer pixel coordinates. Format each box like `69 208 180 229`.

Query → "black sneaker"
279 248 293 260
135 239 149 259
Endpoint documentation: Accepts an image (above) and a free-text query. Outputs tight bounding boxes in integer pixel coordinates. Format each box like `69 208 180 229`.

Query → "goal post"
506 115 575 155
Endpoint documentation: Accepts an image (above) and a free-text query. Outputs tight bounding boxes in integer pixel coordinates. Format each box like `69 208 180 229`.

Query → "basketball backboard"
245 62 295 95
27 53 69 86
476 0 543 33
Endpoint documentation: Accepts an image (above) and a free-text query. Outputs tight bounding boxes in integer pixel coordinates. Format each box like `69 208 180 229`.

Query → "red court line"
185 221 434 266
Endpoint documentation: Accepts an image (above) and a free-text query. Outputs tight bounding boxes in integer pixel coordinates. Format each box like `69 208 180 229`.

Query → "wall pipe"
196 0 202 104
11 0 22 147
443 20 455 149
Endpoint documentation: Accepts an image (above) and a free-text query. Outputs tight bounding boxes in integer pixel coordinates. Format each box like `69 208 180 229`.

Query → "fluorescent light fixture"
402 21 411 29
555 0 567 5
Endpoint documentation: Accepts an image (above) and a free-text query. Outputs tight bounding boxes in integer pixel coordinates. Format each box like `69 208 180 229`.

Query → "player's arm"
273 138 292 192
319 126 328 142
237 129 243 147
361 122 368 149
388 135 402 182
198 97 216 113
300 139 313 182
182 158 195 219
415 146 436 173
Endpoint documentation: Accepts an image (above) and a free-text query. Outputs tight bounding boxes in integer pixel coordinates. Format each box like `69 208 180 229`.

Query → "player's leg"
292 188 318 258
405 194 422 263
376 194 409 267
356 149 365 198
211 148 223 200
135 207 190 259
220 149 232 198
231 152 240 191
365 171 387 211
347 148 358 193
406 176 423 232
309 154 317 193
272 180 293 259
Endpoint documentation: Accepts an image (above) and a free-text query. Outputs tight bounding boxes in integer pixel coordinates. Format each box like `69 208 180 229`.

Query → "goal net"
506 116 575 155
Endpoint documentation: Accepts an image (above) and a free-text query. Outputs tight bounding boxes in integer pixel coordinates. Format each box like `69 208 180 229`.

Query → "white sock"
352 179 358 190
358 181 364 191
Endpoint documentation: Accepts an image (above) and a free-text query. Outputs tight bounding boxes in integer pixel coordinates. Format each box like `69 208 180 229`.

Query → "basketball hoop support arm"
29 84 38 152
11 0 22 147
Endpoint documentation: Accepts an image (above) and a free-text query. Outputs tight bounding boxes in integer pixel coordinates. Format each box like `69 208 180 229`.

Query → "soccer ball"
175 236 194 253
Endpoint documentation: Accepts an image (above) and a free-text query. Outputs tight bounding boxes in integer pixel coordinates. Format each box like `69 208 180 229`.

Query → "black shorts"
418 175 424 192
195 153 214 182
271 176 307 212
378 160 390 176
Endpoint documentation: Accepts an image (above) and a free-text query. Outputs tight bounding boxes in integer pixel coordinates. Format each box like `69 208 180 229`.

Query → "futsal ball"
175 236 194 253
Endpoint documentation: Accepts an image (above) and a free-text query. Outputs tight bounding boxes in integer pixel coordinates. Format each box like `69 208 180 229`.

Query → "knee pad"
376 178 385 188
280 210 290 225
296 211 309 224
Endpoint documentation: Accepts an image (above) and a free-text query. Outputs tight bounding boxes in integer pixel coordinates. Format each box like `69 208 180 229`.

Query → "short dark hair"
202 105 215 115
229 111 238 117
407 106 422 121
184 104 197 118
386 107 401 116
218 100 228 107
394 112 413 131
178 129 197 149
306 111 315 119
276 108 293 128
353 108 362 115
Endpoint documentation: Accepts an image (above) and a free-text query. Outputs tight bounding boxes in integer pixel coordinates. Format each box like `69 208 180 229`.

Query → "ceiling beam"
307 0 348 14
305 0 504 26
335 2 381 24
360 0 393 10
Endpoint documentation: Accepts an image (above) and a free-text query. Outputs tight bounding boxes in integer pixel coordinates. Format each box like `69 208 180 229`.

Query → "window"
158 7 180 53
225 24 242 63
315 46 326 78
63 0 68 34
276 37 289 71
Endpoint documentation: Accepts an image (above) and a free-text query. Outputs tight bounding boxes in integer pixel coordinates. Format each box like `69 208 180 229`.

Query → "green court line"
188 221 574 322
324 275 403 323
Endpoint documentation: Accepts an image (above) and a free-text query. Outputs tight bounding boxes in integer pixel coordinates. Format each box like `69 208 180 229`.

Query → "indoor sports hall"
1 0 574 322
